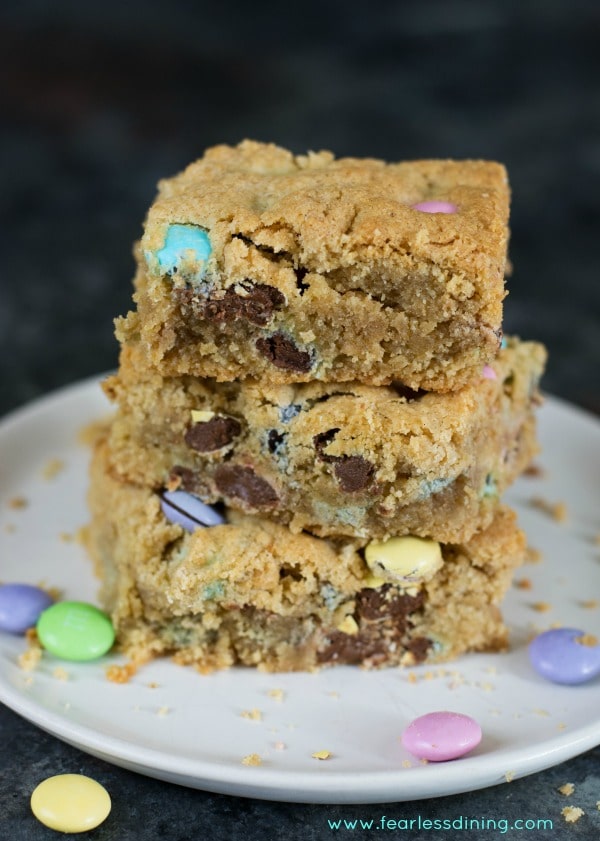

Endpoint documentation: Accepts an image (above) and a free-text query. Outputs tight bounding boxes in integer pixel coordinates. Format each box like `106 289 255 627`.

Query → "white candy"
364 536 443 585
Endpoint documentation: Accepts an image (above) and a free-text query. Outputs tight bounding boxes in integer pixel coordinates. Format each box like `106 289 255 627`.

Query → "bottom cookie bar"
87 438 526 673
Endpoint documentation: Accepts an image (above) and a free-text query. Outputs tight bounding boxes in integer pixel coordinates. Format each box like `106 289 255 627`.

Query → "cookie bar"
116 140 510 391
103 336 546 542
87 437 526 673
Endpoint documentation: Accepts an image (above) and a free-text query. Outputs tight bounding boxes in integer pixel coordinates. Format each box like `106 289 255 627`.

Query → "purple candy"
160 490 225 532
529 627 600 685
0 583 54 635
411 200 457 214
401 711 482 762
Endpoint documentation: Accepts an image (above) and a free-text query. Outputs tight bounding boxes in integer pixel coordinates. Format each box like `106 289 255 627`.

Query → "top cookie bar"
119 141 510 390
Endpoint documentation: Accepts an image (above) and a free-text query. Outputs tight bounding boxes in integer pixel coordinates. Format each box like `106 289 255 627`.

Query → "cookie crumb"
514 577 533 590
401 759 412 768
525 547 542 564
579 600 599 610
504 771 515 782
19 628 42 672
241 708 263 721
557 722 567 731
4 523 16 534
523 463 545 478
531 601 552 613
59 532 74 543
530 496 568 523
561 806 584 823
147 682 160 689
42 458 65 480
267 688 285 702
8 496 28 510
558 783 575 796
105 663 137 684
274 741 286 751
311 750 332 760
242 753 262 767
52 667 69 681
156 706 170 717
575 633 598 647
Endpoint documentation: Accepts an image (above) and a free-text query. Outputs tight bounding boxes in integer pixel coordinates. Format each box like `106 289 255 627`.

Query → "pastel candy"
401 711 482 762
529 627 600 685
160 489 226 532
0 583 53 634
31 774 111 833
153 223 211 281
37 601 115 661
364 535 442 585
482 364 497 380
411 200 457 214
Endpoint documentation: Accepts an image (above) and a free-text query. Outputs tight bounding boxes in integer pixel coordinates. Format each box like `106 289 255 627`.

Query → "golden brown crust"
122 140 511 389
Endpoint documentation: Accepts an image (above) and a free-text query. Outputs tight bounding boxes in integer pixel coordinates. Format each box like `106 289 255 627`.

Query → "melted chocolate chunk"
355 585 424 622
184 416 242 452
214 465 279 508
334 456 375 492
201 283 285 326
313 428 340 462
255 333 312 372
317 586 429 666
169 466 208 496
314 430 375 492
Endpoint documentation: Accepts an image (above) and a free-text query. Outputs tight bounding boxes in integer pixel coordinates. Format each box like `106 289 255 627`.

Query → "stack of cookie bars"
87 141 546 672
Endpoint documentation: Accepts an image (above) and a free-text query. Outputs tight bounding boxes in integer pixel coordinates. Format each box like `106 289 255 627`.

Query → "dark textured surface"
1 0 599 837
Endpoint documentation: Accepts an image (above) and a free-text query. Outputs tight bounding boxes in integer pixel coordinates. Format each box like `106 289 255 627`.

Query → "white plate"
0 378 599 804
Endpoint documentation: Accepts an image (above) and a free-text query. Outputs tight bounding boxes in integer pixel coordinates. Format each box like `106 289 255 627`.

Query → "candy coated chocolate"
529 627 600 685
152 223 211 281
36 601 115 661
31 774 111 833
160 489 226 531
411 200 457 214
401 711 482 761
0 583 53 634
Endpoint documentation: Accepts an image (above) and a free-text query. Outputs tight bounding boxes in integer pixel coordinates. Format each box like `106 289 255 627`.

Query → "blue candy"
0 583 54 634
160 490 225 532
529 627 600 685
153 224 211 281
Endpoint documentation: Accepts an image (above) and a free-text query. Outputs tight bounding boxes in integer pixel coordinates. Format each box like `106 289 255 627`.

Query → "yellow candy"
191 409 215 423
31 774 111 833
364 535 442 585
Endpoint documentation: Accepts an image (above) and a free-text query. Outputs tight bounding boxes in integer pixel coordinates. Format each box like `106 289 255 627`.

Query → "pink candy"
401 711 482 762
411 200 457 214
482 365 497 380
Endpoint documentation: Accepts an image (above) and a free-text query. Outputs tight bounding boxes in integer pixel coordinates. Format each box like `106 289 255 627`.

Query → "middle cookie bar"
104 336 546 543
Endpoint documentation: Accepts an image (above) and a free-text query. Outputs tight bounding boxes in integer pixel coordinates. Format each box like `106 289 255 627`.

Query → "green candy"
36 601 115 662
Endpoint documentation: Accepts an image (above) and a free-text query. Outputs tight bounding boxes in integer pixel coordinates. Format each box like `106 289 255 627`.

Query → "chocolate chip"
267 429 286 454
314 430 375 491
334 456 375 492
184 416 242 452
201 283 285 326
241 284 285 325
355 585 424 622
317 586 429 666
255 333 312 372
169 466 209 497
313 428 340 462
214 465 279 508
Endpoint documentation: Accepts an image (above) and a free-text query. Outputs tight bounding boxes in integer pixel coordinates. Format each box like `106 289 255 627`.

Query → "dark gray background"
1 0 599 838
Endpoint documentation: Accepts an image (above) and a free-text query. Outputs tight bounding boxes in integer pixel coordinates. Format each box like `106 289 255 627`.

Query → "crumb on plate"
558 783 575 796
106 663 138 684
529 496 568 523
242 753 262 767
561 806 584 823
311 750 332 760
41 458 65 480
